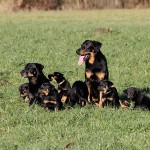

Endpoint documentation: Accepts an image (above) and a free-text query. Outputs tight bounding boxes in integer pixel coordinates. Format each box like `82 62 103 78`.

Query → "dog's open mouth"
78 54 90 65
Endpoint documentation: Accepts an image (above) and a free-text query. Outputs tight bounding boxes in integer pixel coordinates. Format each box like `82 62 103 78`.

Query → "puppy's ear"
48 74 53 80
92 41 102 52
35 63 44 71
135 88 141 95
123 89 127 95
59 73 64 78
107 80 113 87
50 84 55 93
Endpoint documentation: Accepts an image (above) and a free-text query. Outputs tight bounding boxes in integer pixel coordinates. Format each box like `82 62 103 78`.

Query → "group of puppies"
19 40 150 111
19 63 88 110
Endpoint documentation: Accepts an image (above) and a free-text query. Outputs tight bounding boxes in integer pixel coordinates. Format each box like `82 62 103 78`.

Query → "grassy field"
0 10 150 150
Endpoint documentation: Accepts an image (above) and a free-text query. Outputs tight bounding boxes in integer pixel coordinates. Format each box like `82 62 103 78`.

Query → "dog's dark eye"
87 48 92 52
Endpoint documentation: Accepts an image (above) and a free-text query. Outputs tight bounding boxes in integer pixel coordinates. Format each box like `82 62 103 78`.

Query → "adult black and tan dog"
20 63 49 105
48 72 71 104
70 81 88 107
123 87 150 110
76 40 109 104
38 83 62 111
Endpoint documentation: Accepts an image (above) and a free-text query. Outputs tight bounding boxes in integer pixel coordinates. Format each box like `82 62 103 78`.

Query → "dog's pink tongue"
78 56 84 65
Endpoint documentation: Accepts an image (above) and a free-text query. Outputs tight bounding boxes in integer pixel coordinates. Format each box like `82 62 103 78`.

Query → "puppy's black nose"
20 70 27 78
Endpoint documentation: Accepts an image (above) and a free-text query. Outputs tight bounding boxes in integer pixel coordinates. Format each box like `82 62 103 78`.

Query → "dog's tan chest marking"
85 71 93 79
44 100 57 104
95 72 105 80
88 53 96 64
30 77 37 84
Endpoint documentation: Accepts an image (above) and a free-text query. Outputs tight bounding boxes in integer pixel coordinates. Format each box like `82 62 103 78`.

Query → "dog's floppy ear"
107 80 113 87
123 89 127 95
135 88 141 95
48 74 53 80
92 40 102 52
49 84 55 94
35 63 44 71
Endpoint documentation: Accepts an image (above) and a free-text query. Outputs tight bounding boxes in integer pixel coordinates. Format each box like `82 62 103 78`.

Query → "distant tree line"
1 0 150 11
17 0 63 10
63 0 150 9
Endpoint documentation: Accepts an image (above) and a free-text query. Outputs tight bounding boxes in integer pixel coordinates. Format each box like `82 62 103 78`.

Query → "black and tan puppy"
48 72 71 104
70 81 88 107
89 76 128 108
19 83 34 103
98 80 120 108
38 83 62 110
76 40 109 104
123 87 150 110
20 63 49 105
89 76 101 104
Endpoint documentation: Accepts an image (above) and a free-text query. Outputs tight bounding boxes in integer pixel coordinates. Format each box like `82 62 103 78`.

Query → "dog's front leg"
98 91 103 108
87 80 91 104
85 71 93 104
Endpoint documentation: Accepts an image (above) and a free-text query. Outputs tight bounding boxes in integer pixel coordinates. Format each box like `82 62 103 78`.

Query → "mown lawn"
0 10 150 150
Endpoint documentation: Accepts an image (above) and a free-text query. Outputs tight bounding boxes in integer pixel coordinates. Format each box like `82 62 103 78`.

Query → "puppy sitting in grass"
97 80 120 108
48 72 71 105
123 87 150 110
38 82 62 111
19 83 35 104
70 80 88 107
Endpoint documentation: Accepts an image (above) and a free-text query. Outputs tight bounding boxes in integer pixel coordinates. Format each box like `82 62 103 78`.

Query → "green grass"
0 10 150 150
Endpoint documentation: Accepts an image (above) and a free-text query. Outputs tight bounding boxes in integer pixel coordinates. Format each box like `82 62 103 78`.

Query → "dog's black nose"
20 70 27 78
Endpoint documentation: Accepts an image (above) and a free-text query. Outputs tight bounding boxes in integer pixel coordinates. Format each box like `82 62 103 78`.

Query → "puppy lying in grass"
123 87 150 110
